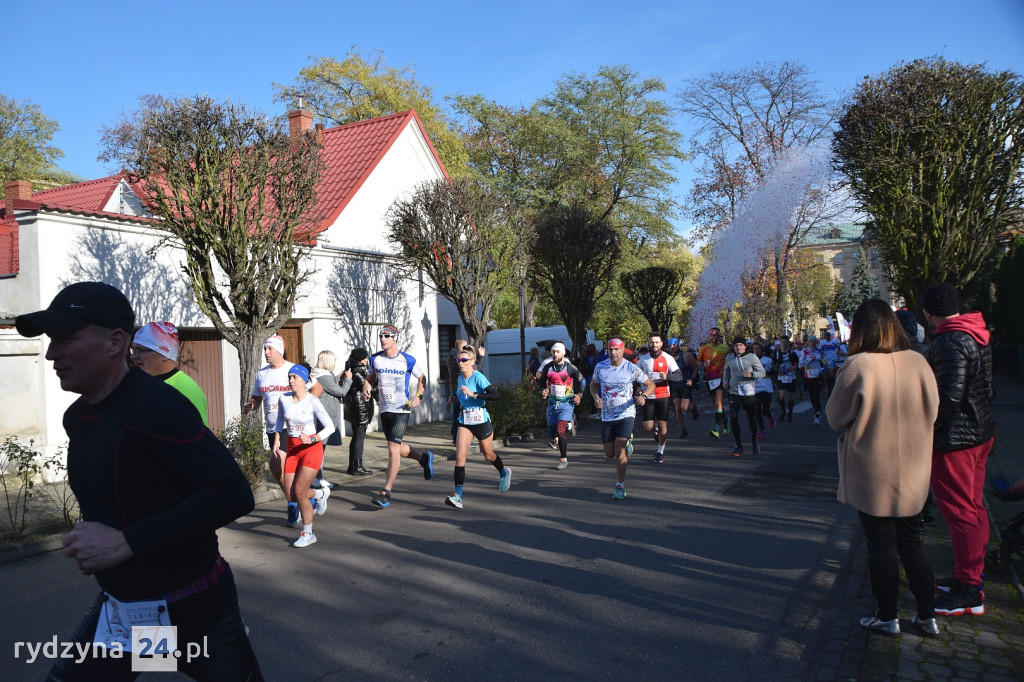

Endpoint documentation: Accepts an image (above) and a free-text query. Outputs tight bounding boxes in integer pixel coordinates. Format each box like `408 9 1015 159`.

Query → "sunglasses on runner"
457 357 472 363
379 333 394 339
130 345 154 355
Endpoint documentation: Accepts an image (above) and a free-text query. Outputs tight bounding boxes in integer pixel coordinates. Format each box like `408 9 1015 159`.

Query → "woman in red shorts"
272 364 335 548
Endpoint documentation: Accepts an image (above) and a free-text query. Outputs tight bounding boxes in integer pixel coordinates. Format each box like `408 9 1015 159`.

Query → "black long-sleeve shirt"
64 367 254 600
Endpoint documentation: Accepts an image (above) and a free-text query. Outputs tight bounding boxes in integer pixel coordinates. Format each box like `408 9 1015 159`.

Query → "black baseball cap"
15 282 135 338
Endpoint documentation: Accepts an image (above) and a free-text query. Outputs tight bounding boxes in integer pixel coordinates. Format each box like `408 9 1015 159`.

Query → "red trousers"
930 438 994 585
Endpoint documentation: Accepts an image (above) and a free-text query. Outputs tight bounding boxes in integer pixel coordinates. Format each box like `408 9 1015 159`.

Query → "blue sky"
8 0 1023 233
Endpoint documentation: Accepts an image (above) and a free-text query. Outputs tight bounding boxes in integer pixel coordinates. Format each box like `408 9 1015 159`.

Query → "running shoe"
323 479 336 490
498 467 512 492
314 487 330 516
548 437 558 450
568 419 577 438
909 616 940 637
292 531 317 548
710 426 720 439
813 416 821 427
612 485 626 501
752 441 760 456
935 576 985 596
722 423 730 436
421 451 434 480
372 490 392 508
445 494 463 509
690 403 700 420
731 445 743 457
934 581 985 615
625 433 634 457
557 459 568 470
286 502 299 527
653 452 665 463
859 615 899 635
757 430 767 439
768 414 776 429
679 428 689 438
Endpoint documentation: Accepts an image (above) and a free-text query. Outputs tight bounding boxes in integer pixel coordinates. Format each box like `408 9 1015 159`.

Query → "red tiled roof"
0 110 449 235
312 109 449 231
0 172 152 225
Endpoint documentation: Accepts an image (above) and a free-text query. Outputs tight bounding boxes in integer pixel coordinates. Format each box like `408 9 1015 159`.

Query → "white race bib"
94 594 171 652
805 367 821 378
738 382 755 396
708 378 722 390
462 408 485 425
550 384 567 398
379 376 399 404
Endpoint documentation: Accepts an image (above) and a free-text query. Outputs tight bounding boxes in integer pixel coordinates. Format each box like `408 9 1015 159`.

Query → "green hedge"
488 377 548 437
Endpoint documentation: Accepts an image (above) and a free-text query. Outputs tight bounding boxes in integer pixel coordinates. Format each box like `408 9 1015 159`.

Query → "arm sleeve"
477 385 499 401
312 399 336 441
664 355 683 382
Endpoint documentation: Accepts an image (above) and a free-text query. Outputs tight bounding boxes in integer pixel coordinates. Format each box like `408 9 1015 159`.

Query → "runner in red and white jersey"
636 332 683 463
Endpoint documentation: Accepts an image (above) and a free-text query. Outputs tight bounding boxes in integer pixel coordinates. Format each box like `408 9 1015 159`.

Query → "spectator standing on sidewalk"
309 350 352 489
16 282 262 679
343 348 375 476
922 283 996 617
827 299 940 637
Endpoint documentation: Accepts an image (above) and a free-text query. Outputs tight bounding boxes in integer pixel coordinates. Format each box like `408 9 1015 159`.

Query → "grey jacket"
723 352 766 396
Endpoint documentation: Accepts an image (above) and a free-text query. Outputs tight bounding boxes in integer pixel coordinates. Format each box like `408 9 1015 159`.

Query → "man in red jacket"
922 283 995 617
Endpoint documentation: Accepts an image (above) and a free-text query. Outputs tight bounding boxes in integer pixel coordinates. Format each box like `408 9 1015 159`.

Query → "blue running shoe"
625 434 634 457
421 451 434 480
498 468 511 492
372 490 391 508
445 494 463 509
286 502 299 527
612 485 626 501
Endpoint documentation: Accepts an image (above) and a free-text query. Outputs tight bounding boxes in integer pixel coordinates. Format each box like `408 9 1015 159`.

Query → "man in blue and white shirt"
590 337 656 500
363 324 435 508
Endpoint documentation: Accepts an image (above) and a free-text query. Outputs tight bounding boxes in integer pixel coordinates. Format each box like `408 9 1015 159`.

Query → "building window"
833 251 845 266
870 249 880 269
437 325 459 382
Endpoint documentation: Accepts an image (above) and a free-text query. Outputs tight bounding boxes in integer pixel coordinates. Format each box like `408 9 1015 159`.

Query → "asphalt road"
0 400 861 681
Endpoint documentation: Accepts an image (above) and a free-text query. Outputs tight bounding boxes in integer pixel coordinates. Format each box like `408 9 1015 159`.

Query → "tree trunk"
235 327 266 410
524 292 539 328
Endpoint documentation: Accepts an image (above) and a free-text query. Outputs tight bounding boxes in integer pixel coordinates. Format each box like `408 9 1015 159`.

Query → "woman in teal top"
446 346 510 509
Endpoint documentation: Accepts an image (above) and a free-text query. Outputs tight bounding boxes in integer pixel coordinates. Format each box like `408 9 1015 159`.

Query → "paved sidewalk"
846 377 1024 681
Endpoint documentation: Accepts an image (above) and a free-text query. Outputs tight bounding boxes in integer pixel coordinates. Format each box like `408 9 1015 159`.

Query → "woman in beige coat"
826 299 940 637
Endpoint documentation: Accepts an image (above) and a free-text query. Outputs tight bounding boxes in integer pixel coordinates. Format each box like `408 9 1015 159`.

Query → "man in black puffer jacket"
922 283 995 618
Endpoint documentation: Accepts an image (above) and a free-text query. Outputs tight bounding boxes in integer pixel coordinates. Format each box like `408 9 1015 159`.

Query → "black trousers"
858 510 935 621
348 422 367 471
728 394 759 445
804 377 823 413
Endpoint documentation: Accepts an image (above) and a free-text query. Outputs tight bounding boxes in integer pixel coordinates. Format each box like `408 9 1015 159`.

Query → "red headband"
607 338 624 348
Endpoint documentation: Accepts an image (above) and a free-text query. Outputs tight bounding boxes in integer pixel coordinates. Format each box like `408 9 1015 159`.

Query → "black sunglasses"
457 357 472 363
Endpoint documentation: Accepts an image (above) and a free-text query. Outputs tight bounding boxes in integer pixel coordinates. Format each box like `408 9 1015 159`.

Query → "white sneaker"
557 459 568 470
548 438 558 450
568 419 577 438
314 487 330 516
813 416 821 427
292 531 317 548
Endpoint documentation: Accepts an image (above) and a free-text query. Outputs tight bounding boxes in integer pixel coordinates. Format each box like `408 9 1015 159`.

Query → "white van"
483 325 596 385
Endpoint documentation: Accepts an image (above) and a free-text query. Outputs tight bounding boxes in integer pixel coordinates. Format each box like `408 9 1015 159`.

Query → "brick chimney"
288 109 314 139
4 180 32 200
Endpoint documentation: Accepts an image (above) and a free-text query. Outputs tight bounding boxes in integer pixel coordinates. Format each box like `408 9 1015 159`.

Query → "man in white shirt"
363 324 435 508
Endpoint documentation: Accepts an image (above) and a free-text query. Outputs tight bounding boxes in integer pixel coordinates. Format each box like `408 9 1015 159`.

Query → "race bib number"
94 594 171 652
287 422 306 438
708 378 722 390
462 408 485 425
805 367 821 379
379 376 399 404
550 384 567 398
738 382 755 396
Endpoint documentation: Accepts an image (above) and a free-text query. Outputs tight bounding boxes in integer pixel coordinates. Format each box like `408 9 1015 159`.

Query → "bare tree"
678 61 846 328
100 95 325 406
619 266 684 336
532 204 620 352
385 178 530 348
